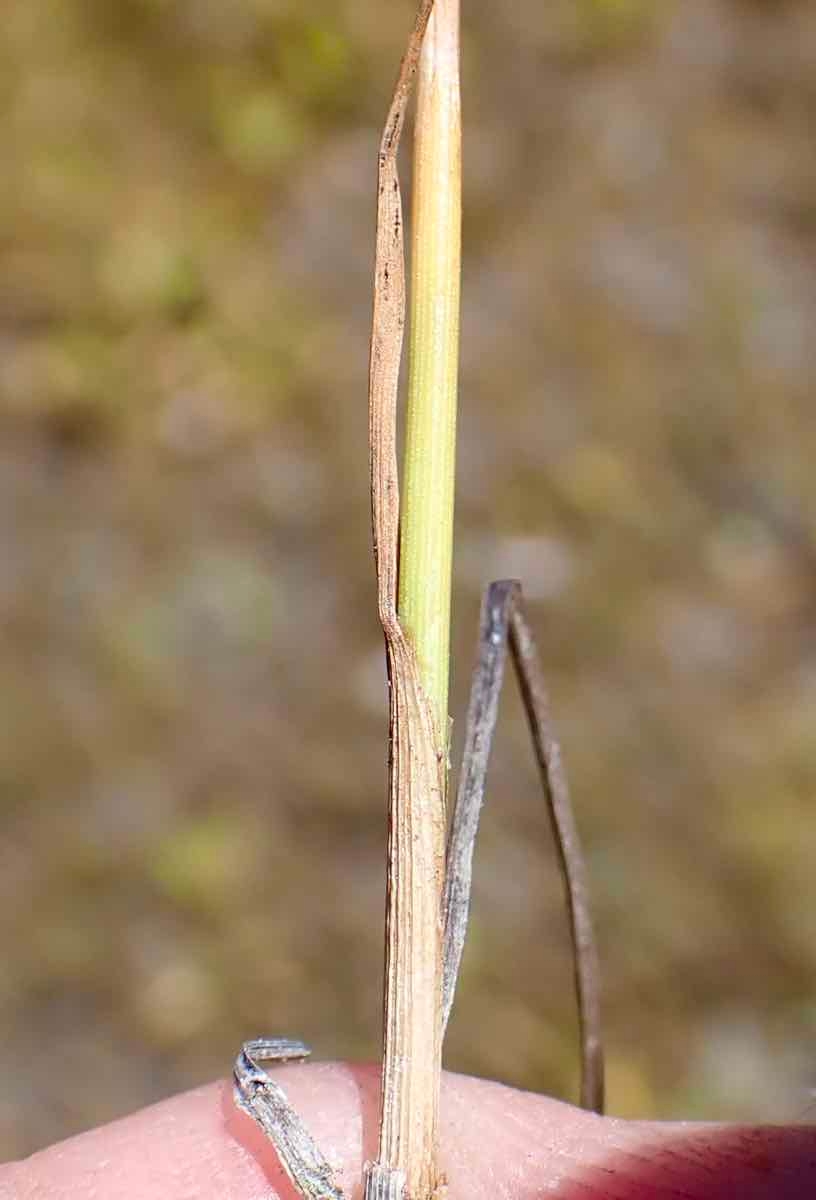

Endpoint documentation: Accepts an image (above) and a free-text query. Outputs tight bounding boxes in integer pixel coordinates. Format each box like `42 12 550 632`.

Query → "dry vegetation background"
2 0 816 1159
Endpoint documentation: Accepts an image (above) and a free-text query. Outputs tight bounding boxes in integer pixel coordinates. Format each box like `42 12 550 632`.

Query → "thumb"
3 1062 813 1199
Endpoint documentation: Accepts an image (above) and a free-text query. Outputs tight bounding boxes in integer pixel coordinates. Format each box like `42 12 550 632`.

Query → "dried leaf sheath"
367 3 447 1199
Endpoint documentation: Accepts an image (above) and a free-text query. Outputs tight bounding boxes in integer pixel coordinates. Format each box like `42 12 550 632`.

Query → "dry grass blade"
443 580 605 1114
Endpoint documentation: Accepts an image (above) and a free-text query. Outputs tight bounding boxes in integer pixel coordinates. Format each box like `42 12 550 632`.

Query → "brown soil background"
1 0 815 1157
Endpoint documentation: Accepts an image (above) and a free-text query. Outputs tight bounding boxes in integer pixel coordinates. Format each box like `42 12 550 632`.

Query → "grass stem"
398 0 461 749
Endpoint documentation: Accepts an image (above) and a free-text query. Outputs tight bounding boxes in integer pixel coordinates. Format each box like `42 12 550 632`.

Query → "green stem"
398 0 461 749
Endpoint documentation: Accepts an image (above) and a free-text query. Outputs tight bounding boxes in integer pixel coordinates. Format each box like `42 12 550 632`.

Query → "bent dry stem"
233 1040 343 1200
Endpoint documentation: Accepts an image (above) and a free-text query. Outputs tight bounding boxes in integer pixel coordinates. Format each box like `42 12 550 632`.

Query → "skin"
2 1064 814 1200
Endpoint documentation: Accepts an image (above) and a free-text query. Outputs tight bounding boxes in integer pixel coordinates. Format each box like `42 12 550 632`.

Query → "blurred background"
2 0 816 1159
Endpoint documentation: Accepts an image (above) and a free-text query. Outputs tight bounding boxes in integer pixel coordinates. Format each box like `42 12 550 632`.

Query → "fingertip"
4 1065 814 1200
